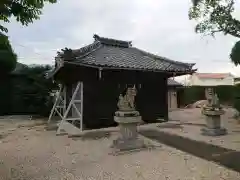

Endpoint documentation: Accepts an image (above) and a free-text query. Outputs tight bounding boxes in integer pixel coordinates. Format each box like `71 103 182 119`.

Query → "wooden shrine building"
48 34 196 130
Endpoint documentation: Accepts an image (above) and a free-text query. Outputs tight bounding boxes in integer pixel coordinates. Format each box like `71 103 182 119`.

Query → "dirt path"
0 113 240 179
140 129 240 172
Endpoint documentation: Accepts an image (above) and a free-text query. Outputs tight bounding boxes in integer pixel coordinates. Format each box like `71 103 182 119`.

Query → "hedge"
180 85 239 110
0 65 56 116
233 84 240 112
0 75 11 115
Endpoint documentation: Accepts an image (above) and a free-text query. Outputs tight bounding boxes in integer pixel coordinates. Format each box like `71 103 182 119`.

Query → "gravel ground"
0 122 240 180
157 108 240 151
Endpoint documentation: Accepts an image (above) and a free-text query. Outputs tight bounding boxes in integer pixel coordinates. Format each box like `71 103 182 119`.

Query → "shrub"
181 86 205 106
0 65 57 116
233 84 240 113
181 85 236 106
215 85 235 105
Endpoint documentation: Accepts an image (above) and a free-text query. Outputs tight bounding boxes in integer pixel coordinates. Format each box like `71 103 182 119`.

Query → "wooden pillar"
162 77 168 121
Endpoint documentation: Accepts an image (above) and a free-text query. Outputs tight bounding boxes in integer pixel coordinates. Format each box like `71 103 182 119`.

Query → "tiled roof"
194 73 233 79
56 34 196 73
167 79 183 86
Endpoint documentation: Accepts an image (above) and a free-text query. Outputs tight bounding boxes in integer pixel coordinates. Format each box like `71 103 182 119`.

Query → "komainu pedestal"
112 111 145 151
201 88 227 136
111 87 145 154
201 109 227 136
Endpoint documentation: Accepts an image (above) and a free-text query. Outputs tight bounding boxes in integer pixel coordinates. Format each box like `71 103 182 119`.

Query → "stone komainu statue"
117 86 137 111
204 87 221 108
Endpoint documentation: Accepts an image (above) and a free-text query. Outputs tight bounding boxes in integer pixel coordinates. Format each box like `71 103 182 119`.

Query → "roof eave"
134 47 196 68
46 65 62 79
48 60 196 80
64 61 196 74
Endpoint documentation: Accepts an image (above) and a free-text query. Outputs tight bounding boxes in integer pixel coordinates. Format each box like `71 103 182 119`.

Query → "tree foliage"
0 64 58 116
189 0 240 65
230 40 240 66
189 0 240 37
15 65 57 115
0 0 57 33
0 32 17 74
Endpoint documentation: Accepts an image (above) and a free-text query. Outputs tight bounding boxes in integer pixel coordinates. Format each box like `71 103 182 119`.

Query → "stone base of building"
201 127 227 136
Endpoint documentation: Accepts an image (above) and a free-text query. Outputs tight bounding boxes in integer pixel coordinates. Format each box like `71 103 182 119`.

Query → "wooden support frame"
48 84 66 124
56 81 83 135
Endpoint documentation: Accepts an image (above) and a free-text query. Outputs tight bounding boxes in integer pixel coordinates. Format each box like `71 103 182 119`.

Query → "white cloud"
6 0 240 76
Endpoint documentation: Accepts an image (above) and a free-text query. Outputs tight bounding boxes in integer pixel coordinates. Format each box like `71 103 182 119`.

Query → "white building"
188 73 235 86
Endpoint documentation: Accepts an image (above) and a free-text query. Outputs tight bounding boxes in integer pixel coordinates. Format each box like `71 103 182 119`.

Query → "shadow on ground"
181 122 205 127
157 124 183 129
140 130 240 173
157 122 205 129
71 130 113 141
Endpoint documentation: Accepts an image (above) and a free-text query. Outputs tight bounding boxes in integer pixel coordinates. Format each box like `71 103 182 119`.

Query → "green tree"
0 0 57 74
0 32 17 74
9 65 58 116
189 0 240 65
0 0 57 33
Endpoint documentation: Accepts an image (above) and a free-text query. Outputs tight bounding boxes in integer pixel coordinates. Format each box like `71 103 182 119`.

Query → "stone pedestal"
201 109 227 136
111 111 145 153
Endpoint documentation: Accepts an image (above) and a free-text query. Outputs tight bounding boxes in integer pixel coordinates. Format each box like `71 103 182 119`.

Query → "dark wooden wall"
136 79 168 122
83 80 119 129
61 65 168 129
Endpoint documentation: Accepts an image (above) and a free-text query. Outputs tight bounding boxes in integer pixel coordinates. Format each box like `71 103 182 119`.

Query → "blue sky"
5 0 240 78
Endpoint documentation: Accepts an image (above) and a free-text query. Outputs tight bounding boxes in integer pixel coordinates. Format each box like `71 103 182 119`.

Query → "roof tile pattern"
60 35 195 73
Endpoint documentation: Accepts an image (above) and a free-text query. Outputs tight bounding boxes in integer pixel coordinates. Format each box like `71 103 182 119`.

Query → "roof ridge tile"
93 34 132 48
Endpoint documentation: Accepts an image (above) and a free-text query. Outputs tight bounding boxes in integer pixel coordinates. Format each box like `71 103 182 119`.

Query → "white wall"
189 74 234 86
168 90 178 110
234 80 240 85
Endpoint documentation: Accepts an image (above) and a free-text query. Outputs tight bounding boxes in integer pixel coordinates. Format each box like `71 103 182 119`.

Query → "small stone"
8 128 16 132
70 151 78 155
71 160 76 164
